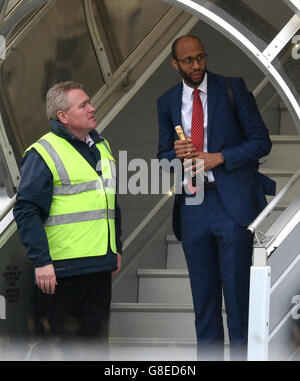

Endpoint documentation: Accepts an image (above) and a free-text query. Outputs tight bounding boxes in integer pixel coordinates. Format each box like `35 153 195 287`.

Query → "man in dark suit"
157 35 275 361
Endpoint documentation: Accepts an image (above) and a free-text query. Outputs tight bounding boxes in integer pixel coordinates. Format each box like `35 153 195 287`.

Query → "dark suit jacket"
157 71 276 240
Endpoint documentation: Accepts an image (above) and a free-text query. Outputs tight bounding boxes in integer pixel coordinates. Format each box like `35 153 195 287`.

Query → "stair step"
111 302 194 312
109 337 198 361
109 337 230 360
109 338 198 361
137 269 227 305
110 303 228 342
137 270 230 305
262 135 300 169
137 269 192 303
270 135 300 143
166 236 186 269
261 169 295 177
258 204 286 233
110 303 196 339
263 169 300 204
110 337 197 346
137 269 189 278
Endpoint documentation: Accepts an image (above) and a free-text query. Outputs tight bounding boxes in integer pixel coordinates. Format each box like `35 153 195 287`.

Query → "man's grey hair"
46 81 84 120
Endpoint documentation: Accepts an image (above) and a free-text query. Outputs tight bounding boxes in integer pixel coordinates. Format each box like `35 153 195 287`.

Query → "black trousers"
32 271 112 360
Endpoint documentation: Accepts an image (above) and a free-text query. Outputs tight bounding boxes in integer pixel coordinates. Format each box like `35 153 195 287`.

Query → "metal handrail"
248 167 300 234
0 0 48 38
0 193 16 222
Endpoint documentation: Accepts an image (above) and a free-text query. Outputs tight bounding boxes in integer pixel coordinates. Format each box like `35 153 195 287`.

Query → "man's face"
59 89 97 134
172 37 207 88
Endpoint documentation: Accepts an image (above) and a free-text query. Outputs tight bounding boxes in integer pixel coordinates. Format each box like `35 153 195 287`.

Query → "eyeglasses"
177 54 207 67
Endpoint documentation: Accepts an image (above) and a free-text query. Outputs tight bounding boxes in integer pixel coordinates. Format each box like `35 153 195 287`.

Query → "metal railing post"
247 259 271 361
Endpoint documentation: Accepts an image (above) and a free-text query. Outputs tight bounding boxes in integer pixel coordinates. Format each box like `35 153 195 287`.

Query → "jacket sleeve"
13 150 53 268
221 78 272 171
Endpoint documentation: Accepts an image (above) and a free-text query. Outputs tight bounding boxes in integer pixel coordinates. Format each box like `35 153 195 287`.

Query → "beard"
178 64 206 87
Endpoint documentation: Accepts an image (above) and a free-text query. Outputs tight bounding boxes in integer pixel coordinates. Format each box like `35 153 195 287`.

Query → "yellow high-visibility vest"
25 132 117 260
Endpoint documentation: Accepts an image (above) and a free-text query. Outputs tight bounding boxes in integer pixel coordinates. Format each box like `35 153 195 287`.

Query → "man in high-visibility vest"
13 81 122 359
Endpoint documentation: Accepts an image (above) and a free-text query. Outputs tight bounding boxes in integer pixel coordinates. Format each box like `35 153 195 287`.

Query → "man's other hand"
35 264 57 294
112 253 122 276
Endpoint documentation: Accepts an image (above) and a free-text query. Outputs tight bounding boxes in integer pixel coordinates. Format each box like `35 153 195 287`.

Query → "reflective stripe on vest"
38 139 116 196
45 209 115 226
38 139 71 185
25 132 117 260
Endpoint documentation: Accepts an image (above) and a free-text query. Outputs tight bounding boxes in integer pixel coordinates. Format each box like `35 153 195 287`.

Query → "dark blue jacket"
157 71 276 239
13 120 122 278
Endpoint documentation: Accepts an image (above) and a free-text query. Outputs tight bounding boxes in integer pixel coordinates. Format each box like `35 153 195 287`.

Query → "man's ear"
57 111 67 124
171 58 179 71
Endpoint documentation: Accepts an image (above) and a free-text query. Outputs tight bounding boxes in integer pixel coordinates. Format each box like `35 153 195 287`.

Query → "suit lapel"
169 76 221 145
207 72 220 147
171 83 183 131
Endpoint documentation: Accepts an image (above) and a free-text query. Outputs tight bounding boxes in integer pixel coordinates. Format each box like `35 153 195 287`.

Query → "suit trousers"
32 271 112 360
180 189 253 361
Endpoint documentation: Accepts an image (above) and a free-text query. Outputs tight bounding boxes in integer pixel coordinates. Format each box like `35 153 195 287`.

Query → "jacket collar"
49 120 104 144
171 71 219 145
171 70 211 127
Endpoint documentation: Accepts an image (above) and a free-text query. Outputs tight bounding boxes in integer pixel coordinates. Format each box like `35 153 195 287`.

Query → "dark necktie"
186 89 204 194
191 89 204 152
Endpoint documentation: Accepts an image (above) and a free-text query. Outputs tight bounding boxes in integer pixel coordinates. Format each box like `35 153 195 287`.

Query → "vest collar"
49 120 104 144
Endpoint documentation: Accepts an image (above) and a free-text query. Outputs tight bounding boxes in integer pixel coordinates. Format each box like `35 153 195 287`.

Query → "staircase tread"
270 135 300 141
111 303 194 311
111 302 226 313
109 337 197 345
260 168 295 175
137 269 189 277
109 337 230 346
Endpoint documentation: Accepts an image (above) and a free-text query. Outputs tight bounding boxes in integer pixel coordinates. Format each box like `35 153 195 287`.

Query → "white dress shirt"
181 73 214 182
85 134 95 147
